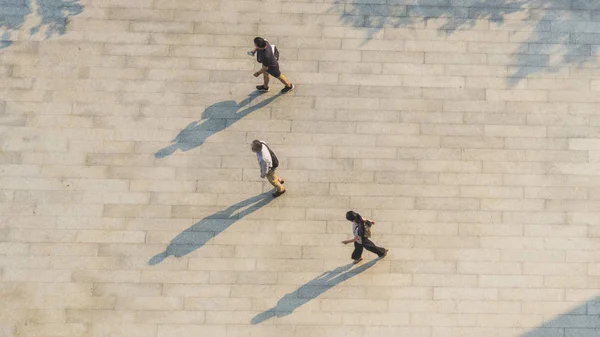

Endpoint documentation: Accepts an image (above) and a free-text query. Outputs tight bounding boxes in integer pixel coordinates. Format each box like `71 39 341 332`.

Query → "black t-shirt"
256 44 278 68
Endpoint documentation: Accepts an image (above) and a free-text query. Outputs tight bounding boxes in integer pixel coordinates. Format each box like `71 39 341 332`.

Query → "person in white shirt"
251 140 285 198
342 211 388 264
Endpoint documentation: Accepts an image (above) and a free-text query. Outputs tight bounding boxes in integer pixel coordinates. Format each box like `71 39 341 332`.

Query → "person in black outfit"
252 37 294 94
342 211 388 264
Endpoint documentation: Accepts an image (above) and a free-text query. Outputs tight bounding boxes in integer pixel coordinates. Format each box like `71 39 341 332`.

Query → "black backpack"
262 142 279 168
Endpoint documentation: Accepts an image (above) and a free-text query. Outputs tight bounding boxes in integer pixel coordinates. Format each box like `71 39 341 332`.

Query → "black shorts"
267 67 281 78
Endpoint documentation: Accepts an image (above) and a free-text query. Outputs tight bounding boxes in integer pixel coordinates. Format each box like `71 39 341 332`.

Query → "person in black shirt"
252 37 294 94
342 211 388 264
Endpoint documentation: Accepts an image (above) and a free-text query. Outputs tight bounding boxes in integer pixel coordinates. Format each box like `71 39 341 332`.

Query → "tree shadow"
331 0 600 84
0 0 83 49
332 0 525 39
251 259 380 324
155 92 282 159
148 192 274 265
521 296 600 337
507 5 595 85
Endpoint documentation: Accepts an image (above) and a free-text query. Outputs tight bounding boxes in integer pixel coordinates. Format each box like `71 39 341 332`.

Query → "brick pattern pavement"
2 0 600 336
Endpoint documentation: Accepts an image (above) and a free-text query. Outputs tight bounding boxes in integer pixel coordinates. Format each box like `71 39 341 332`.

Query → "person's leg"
351 242 363 261
268 67 293 92
276 74 291 87
266 169 284 193
263 72 270 88
361 238 387 257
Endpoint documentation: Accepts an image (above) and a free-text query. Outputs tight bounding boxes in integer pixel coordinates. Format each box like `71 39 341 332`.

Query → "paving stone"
2 0 600 335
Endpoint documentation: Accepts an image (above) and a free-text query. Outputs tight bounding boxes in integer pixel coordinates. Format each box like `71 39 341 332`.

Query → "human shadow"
331 0 600 84
155 92 282 159
521 296 600 337
0 0 83 49
148 192 274 265
251 259 380 324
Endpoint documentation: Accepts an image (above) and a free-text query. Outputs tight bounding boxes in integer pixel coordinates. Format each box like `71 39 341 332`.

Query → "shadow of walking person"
148 192 274 265
251 259 380 324
155 92 282 159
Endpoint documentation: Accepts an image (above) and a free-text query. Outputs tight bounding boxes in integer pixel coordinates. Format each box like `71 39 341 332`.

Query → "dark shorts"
266 66 281 78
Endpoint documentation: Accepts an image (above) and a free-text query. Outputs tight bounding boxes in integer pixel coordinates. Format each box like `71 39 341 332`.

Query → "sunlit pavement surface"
2 0 600 336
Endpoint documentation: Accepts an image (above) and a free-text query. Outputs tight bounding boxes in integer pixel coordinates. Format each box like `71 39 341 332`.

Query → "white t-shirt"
352 222 362 244
255 140 272 177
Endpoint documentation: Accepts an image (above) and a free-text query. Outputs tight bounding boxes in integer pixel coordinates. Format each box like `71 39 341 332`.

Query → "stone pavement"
2 0 600 336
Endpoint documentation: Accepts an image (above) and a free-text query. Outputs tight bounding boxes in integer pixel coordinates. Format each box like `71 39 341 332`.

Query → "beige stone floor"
1 0 600 336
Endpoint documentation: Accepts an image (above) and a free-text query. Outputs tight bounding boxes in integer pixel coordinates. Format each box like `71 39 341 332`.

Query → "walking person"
251 140 285 198
252 37 294 94
342 211 388 264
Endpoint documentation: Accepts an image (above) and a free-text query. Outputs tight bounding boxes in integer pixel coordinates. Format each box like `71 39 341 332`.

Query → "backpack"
356 217 373 239
261 142 279 168
362 220 373 239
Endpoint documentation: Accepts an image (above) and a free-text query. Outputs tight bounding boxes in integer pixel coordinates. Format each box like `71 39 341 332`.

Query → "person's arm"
259 158 268 178
254 65 269 77
342 236 360 244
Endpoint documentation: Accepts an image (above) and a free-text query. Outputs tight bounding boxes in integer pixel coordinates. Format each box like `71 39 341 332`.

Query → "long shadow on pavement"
155 92 281 158
251 259 380 324
148 192 274 265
